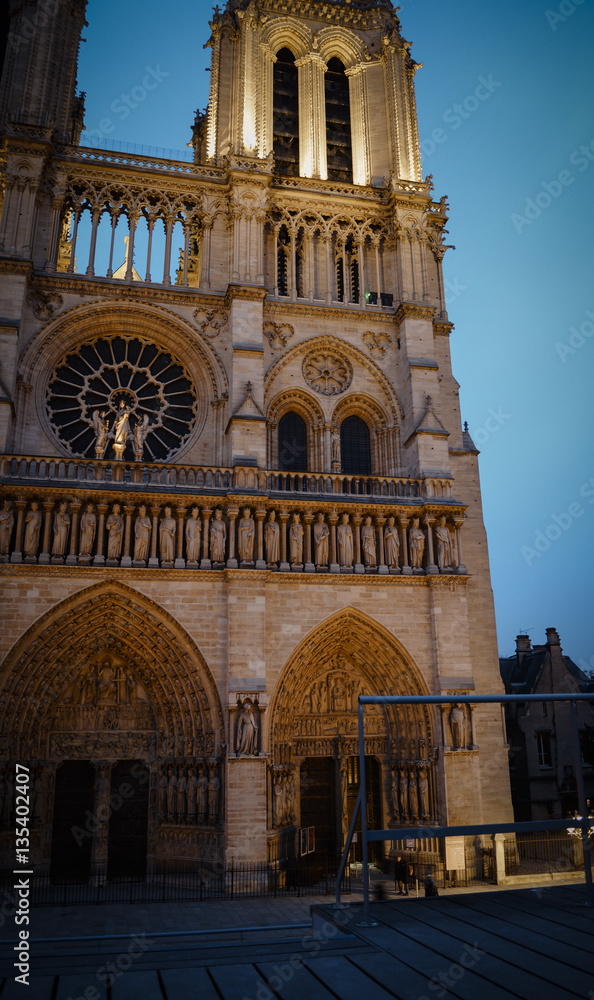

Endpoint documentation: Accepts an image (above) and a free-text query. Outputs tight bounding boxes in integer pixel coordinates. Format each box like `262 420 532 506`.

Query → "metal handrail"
336 693 594 924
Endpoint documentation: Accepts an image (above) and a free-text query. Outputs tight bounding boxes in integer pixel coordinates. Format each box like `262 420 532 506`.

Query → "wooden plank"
0 977 56 1000
302 955 397 1000
349 951 459 1000
257 960 338 1000
160 967 220 1000
448 892 594 938
111 969 163 1000
371 903 578 1000
439 895 594 967
328 913 507 1000
377 901 590 1000
55 975 108 1000
208 963 276 1000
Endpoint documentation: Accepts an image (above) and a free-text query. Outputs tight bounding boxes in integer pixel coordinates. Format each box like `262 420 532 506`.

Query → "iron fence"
1 856 350 907
504 830 587 877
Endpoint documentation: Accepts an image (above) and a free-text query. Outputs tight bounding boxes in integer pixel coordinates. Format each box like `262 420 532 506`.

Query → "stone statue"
289 512 303 564
331 677 346 712
265 510 280 564
384 515 400 568
167 767 177 817
186 768 197 820
133 412 150 461
112 400 132 459
133 504 151 561
97 657 117 704
419 767 429 818
207 767 220 824
196 768 208 820
390 769 399 822
23 502 42 558
272 771 285 827
361 515 376 567
79 503 96 557
409 517 425 570
450 703 466 749
399 769 408 820
237 699 259 755
0 500 14 556
337 513 353 567
159 505 176 562
237 507 255 562
176 769 187 819
92 409 110 459
331 427 340 466
52 502 70 557
106 503 123 560
435 515 454 570
210 508 226 563
313 512 329 566
408 770 419 819
185 506 201 562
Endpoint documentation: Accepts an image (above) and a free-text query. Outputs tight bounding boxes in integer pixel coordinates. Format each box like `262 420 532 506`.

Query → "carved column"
352 513 364 574
93 503 108 565
66 501 82 566
279 512 290 572
453 517 468 574
398 515 411 575
175 506 186 568
226 507 238 568
376 515 388 575
9 499 27 564
255 508 266 570
200 508 212 569
423 515 438 575
148 506 160 567
338 757 349 851
90 761 115 884
303 511 314 573
38 501 55 565
120 505 135 567
86 207 101 276
329 512 339 573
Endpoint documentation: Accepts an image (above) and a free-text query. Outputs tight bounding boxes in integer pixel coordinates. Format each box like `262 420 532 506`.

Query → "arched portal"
0 580 225 878
268 609 438 862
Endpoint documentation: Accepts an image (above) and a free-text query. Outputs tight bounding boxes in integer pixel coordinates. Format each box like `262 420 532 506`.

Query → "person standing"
394 854 408 895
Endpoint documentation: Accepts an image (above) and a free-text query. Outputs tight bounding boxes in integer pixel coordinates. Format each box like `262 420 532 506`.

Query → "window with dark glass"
325 57 352 184
273 48 299 177
278 412 307 471
340 416 371 475
536 732 552 768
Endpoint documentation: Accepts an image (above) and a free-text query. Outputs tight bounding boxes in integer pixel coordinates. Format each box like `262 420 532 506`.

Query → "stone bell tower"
0 0 513 876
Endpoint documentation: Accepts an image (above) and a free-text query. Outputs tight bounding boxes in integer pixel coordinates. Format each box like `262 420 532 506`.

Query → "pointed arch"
269 606 435 762
0 579 224 761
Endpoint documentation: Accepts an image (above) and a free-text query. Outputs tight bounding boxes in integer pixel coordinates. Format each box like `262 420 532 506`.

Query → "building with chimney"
500 629 594 822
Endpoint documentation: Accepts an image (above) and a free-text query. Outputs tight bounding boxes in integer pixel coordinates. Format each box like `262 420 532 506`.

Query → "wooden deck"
0 885 592 999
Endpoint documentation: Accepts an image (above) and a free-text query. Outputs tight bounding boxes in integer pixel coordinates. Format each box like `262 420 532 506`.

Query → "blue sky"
77 0 594 667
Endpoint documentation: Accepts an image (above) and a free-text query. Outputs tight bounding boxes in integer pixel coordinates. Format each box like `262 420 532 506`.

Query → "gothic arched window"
273 48 299 177
340 415 371 475
278 412 308 471
325 57 352 184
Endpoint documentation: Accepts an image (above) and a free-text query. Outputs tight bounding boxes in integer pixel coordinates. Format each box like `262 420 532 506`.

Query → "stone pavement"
0 879 592 999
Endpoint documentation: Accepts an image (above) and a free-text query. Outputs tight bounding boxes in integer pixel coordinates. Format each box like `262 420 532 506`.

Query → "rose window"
47 336 198 461
302 351 352 395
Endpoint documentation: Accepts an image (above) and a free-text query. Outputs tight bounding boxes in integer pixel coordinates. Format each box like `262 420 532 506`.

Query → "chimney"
516 634 532 663
546 627 560 646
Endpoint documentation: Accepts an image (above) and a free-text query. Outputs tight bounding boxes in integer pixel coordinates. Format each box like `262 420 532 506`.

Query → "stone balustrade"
0 455 453 501
0 472 468 575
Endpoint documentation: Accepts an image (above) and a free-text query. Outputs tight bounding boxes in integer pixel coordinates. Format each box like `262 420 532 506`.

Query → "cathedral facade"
0 0 512 878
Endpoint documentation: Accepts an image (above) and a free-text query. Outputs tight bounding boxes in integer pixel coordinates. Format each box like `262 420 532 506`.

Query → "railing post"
571 699 594 905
